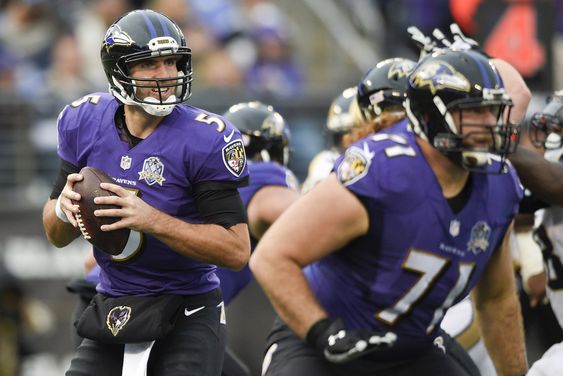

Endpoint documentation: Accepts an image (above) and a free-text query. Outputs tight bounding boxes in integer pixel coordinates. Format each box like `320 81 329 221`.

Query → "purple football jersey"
217 161 299 304
304 120 522 354
57 93 249 296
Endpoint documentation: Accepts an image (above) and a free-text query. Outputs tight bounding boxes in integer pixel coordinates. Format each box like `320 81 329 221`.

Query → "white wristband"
55 194 70 223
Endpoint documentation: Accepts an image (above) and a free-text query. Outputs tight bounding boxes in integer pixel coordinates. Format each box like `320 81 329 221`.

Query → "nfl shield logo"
120 155 132 170
449 220 460 237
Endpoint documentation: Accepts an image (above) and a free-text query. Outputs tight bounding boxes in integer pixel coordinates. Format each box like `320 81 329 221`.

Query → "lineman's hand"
526 271 547 308
306 317 397 363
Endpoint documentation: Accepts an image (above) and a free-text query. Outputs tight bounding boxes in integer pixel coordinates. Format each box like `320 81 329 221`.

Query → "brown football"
72 167 130 255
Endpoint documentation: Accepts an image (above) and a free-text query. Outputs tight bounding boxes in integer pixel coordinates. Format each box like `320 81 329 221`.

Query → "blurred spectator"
0 0 59 69
37 34 93 107
243 1 304 97
0 0 62 98
245 25 303 98
188 0 246 43
182 0 256 85
198 48 244 89
0 47 17 92
73 0 133 89
148 0 188 26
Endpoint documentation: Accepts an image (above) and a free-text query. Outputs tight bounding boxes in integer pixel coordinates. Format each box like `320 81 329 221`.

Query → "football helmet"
357 58 416 123
223 102 290 166
529 91 563 149
100 9 192 116
405 49 517 172
326 87 361 150
327 87 359 134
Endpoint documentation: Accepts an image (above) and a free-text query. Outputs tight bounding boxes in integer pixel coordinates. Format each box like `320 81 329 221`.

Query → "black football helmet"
327 87 359 134
405 49 517 172
357 58 416 123
529 91 563 149
326 87 361 149
223 102 290 166
100 9 192 116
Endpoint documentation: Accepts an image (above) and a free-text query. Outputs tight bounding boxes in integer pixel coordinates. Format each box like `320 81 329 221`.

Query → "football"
72 167 130 255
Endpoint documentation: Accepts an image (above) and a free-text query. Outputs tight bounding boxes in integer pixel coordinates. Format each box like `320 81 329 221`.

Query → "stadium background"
0 0 561 375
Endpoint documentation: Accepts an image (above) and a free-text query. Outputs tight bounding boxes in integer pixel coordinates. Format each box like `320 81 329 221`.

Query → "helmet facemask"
406 50 518 173
529 94 563 150
109 44 192 116
408 91 517 173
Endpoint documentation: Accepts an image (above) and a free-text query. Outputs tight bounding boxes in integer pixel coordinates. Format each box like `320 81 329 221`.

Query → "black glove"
306 317 397 364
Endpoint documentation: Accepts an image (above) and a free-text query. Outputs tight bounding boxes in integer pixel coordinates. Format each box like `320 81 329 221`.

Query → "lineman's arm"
249 174 369 338
247 185 300 240
492 59 563 204
472 221 528 375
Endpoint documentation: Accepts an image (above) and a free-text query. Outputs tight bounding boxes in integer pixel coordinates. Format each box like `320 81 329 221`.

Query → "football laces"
75 213 91 240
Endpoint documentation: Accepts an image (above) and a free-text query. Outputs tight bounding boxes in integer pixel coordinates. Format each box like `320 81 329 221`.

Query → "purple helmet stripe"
141 12 157 39
157 14 171 37
467 51 494 89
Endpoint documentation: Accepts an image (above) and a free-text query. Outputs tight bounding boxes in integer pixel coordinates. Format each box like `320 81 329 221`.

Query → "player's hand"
94 182 155 233
407 25 436 59
58 173 83 227
448 23 480 51
408 23 487 60
306 317 396 363
526 271 547 308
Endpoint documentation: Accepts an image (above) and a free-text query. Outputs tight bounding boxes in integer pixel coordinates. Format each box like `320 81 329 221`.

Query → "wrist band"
55 195 70 223
305 318 331 348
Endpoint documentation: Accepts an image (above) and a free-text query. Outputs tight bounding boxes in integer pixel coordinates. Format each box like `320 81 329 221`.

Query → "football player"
302 57 416 194
301 86 360 194
216 102 300 376
250 49 526 375
525 92 563 375
43 9 250 375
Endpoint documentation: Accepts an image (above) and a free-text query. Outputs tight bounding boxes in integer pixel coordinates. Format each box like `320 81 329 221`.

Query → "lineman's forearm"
509 147 563 205
476 293 527 376
250 255 327 338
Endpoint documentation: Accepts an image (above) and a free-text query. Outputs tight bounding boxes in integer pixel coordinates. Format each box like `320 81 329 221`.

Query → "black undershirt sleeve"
49 159 79 199
49 157 248 228
193 178 249 229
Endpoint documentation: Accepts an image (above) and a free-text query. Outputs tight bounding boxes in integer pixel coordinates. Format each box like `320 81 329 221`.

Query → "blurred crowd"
1 1 563 374
0 0 305 107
